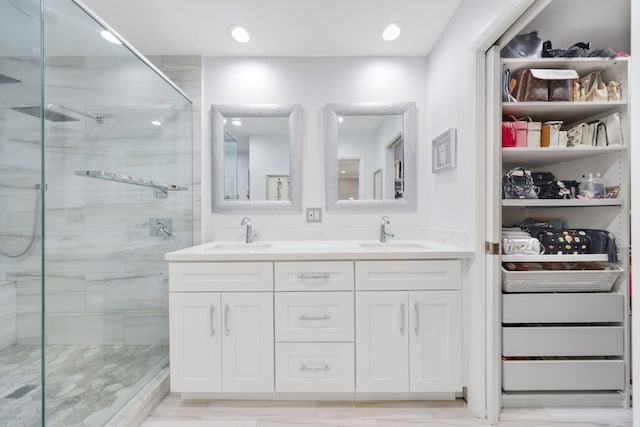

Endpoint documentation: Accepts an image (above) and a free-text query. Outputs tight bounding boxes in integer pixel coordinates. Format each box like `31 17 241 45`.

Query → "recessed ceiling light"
151 120 161 126
101 30 122 45
231 119 242 126
382 23 401 41
223 118 227 124
341 170 347 174
230 26 251 43
338 116 344 123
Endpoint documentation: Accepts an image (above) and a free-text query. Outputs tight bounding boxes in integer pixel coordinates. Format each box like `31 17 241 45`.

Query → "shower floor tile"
0 344 167 427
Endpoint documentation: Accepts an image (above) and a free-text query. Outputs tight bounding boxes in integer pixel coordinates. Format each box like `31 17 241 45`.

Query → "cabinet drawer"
502 359 625 391
169 262 273 292
355 260 461 291
275 292 354 342
275 262 353 291
503 327 623 357
275 343 354 392
502 293 623 324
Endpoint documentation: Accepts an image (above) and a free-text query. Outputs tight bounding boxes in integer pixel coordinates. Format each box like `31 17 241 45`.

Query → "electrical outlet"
306 208 322 223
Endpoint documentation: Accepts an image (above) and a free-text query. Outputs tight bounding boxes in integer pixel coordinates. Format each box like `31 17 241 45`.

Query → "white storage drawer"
355 260 461 291
275 343 354 392
502 293 623 324
169 262 273 292
503 327 623 357
275 262 353 291
502 359 625 391
275 292 354 342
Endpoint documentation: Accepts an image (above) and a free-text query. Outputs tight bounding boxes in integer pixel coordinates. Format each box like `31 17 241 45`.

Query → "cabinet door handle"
298 314 331 321
300 364 331 373
414 303 420 335
400 303 405 335
209 305 215 337
297 274 330 281
224 304 230 336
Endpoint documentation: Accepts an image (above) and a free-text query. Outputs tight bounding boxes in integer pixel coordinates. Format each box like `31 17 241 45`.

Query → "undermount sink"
210 242 273 251
358 241 428 251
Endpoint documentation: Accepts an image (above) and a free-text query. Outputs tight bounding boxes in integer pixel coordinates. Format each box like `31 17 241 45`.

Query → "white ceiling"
79 0 463 57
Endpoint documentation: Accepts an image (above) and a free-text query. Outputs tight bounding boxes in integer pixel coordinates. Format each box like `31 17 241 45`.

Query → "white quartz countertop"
165 240 474 262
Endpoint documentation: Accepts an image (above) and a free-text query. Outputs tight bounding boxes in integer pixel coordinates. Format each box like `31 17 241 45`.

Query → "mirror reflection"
222 116 290 202
337 115 404 201
211 104 301 213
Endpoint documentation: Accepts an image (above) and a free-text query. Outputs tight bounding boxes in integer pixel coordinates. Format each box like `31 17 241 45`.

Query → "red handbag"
502 115 528 147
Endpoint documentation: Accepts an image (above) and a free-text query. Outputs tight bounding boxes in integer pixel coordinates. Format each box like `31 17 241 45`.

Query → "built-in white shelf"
502 199 623 208
502 254 609 262
501 56 628 72
502 101 625 123
502 146 626 167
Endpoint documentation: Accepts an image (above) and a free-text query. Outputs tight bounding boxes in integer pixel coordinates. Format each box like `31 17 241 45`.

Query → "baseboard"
105 366 169 427
180 391 457 401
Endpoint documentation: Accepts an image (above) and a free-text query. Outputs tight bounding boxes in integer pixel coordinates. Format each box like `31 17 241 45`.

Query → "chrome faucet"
380 216 395 242
240 217 257 243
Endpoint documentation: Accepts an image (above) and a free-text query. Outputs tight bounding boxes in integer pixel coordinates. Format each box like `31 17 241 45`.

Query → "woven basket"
502 263 623 293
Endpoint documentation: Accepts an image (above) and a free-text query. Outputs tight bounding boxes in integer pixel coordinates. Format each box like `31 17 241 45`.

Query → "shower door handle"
224 304 230 336
209 305 215 337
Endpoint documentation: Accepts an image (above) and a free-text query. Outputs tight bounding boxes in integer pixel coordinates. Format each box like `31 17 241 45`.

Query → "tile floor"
0 344 168 427
142 395 633 427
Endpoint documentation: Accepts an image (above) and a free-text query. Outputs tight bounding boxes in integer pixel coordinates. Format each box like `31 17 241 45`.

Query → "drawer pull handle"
414 303 420 335
400 303 405 335
209 305 215 337
300 364 331 373
297 274 330 281
224 304 230 336
299 314 331 321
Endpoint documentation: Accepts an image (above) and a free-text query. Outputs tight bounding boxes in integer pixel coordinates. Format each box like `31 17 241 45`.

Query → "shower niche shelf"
74 170 188 198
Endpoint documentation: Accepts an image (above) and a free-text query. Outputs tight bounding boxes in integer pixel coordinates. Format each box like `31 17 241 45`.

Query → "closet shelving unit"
499 56 630 407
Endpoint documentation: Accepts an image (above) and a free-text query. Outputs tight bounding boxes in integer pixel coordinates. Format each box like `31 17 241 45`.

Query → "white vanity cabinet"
167 251 468 398
169 262 274 393
355 261 462 393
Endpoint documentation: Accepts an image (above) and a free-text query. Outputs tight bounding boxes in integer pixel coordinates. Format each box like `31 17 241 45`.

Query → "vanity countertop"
165 240 474 262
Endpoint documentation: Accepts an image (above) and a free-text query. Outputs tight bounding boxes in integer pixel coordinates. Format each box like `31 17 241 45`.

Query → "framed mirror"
211 104 302 212
324 102 417 211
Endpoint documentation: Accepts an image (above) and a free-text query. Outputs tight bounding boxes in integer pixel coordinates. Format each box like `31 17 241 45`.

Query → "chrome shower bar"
74 170 188 198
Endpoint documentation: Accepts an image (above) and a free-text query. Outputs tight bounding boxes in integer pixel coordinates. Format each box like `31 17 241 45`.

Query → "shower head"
11 103 104 124
0 73 21 84
12 106 80 122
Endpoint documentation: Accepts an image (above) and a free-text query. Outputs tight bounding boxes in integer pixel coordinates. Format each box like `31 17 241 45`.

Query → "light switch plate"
306 208 322 223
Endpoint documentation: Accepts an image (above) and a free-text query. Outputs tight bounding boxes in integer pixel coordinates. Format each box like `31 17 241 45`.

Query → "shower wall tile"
0 315 16 350
47 313 124 345
0 281 16 318
125 313 169 345
46 292 86 313
16 312 40 344
86 273 165 312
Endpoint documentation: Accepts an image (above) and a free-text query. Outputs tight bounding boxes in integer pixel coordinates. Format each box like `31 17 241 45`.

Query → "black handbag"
502 167 538 199
526 227 618 262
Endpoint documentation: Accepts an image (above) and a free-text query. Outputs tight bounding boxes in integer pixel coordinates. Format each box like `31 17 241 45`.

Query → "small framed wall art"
432 128 456 173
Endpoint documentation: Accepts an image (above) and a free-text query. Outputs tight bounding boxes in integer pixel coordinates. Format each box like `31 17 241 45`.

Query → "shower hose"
0 186 41 258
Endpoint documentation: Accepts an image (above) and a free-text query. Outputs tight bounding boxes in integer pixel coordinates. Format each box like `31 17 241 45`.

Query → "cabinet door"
409 291 461 392
221 292 274 392
356 291 409 392
169 292 221 392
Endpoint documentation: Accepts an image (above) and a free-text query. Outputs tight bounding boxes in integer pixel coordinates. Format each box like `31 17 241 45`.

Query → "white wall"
337 132 378 199
202 57 433 242
425 0 533 418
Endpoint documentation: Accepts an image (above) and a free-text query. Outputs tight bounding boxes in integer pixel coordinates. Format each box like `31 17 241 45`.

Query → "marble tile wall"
0 55 194 345
0 281 16 349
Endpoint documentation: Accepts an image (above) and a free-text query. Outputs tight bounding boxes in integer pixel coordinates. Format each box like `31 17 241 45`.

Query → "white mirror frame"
324 101 417 212
211 104 302 213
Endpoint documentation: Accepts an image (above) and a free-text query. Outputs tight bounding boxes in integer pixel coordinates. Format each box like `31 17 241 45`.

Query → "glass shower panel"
0 0 44 425
42 0 192 425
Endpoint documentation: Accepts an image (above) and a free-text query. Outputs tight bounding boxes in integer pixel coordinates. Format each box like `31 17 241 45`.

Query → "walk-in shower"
0 0 193 425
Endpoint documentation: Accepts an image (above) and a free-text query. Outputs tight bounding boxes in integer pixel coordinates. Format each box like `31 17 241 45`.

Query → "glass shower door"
0 0 44 425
